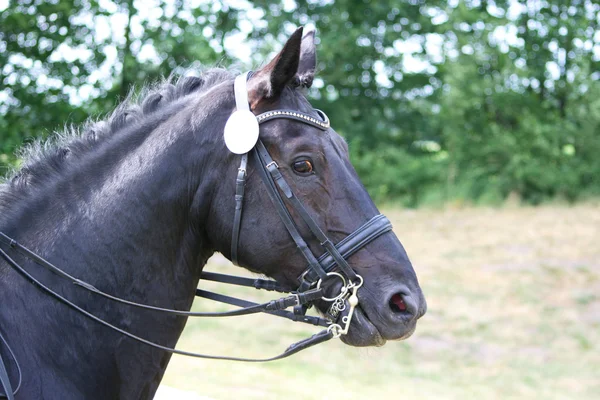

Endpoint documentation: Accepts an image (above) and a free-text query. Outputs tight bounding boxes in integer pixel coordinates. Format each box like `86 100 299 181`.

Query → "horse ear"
296 28 316 88
248 27 303 107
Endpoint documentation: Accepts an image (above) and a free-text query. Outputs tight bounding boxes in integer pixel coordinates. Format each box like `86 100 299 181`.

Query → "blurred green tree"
0 0 226 169
1 0 599 205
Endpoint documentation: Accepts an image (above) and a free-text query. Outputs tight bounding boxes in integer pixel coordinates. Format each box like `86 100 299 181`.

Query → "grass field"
161 205 600 400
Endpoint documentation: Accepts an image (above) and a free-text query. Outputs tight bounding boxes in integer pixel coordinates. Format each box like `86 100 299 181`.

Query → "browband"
256 109 330 131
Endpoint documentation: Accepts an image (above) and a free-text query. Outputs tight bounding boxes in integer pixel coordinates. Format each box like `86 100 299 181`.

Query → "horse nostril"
389 293 408 314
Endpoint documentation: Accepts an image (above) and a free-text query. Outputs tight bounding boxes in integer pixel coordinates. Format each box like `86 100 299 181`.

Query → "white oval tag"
223 110 259 154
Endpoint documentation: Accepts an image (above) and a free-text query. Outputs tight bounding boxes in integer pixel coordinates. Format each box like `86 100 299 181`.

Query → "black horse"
0 28 426 399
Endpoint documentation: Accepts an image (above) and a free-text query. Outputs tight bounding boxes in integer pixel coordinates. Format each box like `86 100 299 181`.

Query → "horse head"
207 28 426 346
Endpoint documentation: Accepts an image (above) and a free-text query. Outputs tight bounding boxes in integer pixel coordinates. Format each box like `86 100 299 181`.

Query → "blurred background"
1 0 599 399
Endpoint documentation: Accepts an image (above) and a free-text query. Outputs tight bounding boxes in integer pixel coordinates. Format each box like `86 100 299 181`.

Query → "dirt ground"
161 204 600 400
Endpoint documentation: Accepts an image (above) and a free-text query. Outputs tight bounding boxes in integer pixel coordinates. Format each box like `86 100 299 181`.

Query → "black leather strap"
199 271 290 293
196 290 329 327
0 328 20 400
74 279 322 318
319 214 392 268
231 153 248 266
0 234 320 319
0 353 13 400
301 214 393 285
255 140 359 283
200 215 392 316
252 147 329 280
0 244 332 362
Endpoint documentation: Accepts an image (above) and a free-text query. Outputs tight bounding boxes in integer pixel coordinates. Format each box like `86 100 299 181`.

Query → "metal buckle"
291 293 300 306
266 161 278 169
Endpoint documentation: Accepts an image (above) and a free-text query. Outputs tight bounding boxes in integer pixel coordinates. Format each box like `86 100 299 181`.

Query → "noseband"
0 73 395 396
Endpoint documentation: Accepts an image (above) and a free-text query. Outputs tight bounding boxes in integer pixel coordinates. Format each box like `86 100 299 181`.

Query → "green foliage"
350 140 448 207
1 0 599 206
0 0 224 170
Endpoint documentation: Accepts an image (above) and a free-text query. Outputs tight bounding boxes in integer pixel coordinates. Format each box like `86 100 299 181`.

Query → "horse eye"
293 160 313 174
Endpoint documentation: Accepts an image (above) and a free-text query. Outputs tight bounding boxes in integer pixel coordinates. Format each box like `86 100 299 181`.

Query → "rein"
0 72 394 396
0 331 20 400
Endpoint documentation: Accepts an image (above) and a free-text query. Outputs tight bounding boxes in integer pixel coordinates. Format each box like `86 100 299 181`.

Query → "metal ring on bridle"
327 323 342 338
316 272 348 302
350 274 364 289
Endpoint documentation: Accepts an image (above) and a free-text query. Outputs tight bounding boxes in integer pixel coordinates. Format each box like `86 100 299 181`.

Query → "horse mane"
0 68 235 211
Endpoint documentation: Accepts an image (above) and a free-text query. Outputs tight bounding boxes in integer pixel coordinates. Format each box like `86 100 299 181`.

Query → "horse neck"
0 87 235 396
13 104 225 298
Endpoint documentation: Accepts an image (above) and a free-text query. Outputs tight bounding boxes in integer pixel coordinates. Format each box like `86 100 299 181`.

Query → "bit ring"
316 272 348 302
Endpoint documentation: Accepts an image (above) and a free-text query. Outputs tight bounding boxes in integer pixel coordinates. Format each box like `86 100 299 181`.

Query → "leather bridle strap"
198 214 392 314
0 244 332 362
254 140 359 283
0 321 21 400
304 214 393 284
72 281 322 318
199 271 290 293
210 215 392 293
230 153 248 266
196 290 330 327
256 109 330 130
0 353 14 400
251 143 328 281
0 233 323 320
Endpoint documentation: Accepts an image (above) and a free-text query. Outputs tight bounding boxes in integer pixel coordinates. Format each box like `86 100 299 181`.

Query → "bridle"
0 72 393 399
225 72 393 330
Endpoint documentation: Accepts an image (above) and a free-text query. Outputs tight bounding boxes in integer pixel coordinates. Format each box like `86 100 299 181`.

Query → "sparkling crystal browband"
255 109 330 131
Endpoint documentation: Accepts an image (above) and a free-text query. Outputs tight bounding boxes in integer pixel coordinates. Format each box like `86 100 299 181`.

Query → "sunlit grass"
161 204 600 399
